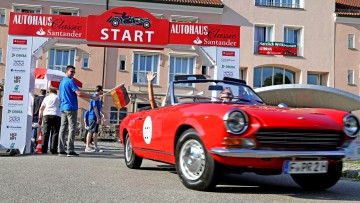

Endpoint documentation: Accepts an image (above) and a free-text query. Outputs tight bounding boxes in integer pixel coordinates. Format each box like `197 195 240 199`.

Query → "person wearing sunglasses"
219 88 234 102
58 65 100 157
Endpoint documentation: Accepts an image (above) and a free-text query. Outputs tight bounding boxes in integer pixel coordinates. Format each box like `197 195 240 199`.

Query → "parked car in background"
119 75 360 191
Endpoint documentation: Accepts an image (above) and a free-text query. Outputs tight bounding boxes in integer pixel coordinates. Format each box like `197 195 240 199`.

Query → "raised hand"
147 72 157 83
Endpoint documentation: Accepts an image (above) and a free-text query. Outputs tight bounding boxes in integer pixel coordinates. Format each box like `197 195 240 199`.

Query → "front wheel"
175 129 220 191
124 133 142 169
291 160 343 190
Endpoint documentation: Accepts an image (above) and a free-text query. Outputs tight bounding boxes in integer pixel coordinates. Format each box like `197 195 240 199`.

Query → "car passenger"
147 72 158 109
219 88 234 102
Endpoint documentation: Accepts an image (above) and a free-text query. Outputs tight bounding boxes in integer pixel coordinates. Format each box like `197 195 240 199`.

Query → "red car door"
134 108 165 158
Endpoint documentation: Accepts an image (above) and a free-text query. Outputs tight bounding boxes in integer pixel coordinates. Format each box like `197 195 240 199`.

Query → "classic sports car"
107 12 151 29
119 75 360 191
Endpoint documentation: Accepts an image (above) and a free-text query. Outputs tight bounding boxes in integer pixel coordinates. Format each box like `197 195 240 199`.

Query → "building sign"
258 42 297 56
87 7 169 46
169 22 240 47
0 36 33 153
8 13 87 39
216 47 240 79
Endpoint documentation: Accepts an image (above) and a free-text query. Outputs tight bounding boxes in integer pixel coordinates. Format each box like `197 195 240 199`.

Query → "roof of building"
336 0 360 17
122 0 224 8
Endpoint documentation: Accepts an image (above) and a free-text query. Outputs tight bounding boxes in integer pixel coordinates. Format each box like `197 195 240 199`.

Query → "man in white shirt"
38 88 61 154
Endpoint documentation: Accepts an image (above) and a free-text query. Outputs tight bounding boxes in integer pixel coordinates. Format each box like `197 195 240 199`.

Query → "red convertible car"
119 76 359 191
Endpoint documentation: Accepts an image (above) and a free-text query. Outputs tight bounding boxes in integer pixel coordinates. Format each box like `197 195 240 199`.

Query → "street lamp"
130 93 137 113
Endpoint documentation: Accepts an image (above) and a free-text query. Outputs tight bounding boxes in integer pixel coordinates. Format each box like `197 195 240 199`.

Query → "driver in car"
219 88 234 102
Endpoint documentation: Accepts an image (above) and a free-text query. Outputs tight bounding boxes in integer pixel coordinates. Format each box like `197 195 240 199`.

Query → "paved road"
0 141 360 203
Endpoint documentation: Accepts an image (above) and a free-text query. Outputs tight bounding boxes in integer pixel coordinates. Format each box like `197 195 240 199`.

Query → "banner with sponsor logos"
8 12 87 39
258 41 297 56
169 22 240 47
215 47 240 80
0 36 34 153
86 7 169 47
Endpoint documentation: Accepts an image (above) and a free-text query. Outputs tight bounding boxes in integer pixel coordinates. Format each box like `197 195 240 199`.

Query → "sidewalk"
74 140 123 151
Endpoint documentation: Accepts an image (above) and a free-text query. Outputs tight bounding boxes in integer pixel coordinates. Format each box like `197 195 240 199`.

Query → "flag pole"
101 83 124 97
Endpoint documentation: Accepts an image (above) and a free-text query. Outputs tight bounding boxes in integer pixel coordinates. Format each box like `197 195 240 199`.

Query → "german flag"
110 85 130 109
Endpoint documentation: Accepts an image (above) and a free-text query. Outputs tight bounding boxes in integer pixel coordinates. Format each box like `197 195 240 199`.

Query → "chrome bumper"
210 148 346 158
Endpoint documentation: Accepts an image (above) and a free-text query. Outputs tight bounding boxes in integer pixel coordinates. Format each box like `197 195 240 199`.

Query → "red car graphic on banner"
107 12 151 29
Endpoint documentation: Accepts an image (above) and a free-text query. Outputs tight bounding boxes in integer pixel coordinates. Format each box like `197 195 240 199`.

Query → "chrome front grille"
255 129 344 150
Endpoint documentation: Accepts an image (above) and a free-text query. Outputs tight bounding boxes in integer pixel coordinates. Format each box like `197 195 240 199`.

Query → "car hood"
238 105 344 130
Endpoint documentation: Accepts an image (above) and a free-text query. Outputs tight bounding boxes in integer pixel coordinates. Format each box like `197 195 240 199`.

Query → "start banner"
86 7 169 46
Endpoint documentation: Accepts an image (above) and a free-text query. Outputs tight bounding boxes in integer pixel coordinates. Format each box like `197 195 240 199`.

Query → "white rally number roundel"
142 116 152 144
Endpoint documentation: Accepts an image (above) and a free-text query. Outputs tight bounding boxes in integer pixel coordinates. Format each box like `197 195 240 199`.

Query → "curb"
342 169 360 180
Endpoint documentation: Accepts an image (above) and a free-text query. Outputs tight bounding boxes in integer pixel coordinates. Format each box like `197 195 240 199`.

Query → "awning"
254 84 360 112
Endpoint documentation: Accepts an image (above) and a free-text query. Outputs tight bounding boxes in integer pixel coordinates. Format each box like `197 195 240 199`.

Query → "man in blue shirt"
58 65 100 157
85 85 104 152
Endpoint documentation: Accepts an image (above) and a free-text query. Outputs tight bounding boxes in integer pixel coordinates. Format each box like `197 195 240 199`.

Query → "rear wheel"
175 129 220 191
124 133 142 169
291 160 343 190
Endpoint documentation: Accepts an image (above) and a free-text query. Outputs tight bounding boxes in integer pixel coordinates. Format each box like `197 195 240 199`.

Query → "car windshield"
170 80 264 105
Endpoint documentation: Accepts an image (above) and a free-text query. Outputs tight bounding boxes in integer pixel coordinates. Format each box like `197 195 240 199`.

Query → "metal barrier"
76 108 129 141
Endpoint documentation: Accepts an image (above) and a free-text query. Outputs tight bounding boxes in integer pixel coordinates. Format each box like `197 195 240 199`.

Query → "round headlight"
343 114 360 137
223 109 248 134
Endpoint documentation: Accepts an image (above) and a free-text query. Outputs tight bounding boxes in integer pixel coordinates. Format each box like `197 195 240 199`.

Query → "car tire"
143 21 151 29
124 133 142 169
175 129 220 191
111 20 120 27
291 160 343 190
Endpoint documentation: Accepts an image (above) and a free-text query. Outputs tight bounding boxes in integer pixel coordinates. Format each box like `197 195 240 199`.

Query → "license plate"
283 161 328 174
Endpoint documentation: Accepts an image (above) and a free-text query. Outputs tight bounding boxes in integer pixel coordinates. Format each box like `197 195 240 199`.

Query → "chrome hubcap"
125 137 132 162
179 139 205 180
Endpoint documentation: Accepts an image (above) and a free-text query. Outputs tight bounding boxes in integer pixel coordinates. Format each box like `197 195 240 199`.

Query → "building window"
0 48 2 63
307 73 323 85
254 66 295 88
13 4 41 13
0 9 5 25
82 53 89 69
284 27 303 56
348 70 354 85
201 65 208 75
48 48 75 72
348 34 355 49
133 53 159 85
254 25 273 53
240 69 246 81
51 6 79 16
169 55 195 86
170 15 198 23
119 55 126 71
255 0 301 8
110 106 127 124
